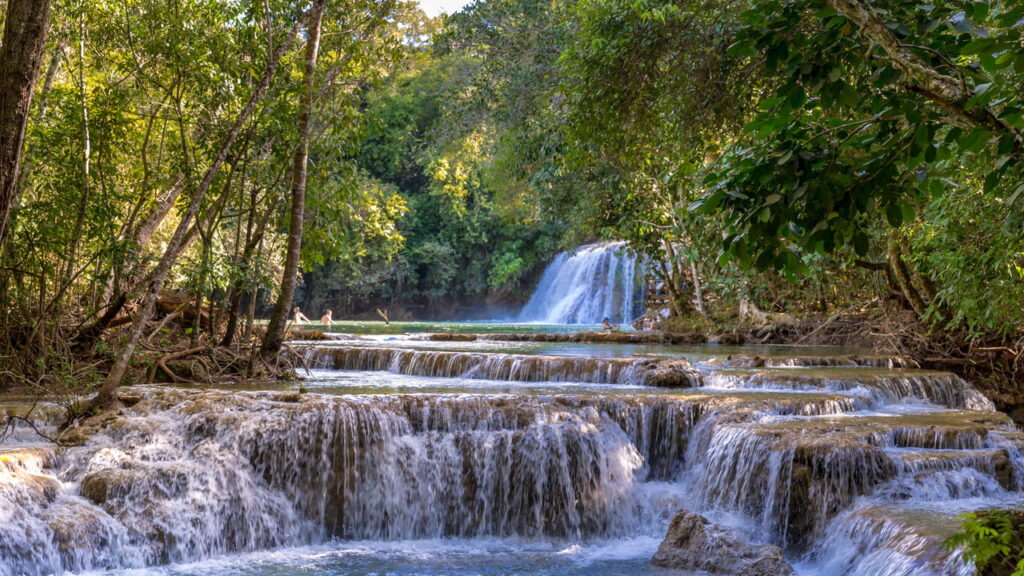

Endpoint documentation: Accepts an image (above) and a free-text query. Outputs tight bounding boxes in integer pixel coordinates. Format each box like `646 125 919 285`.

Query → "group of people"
293 307 333 327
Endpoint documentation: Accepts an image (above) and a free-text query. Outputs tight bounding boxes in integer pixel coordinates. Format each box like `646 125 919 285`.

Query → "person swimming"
293 307 311 324
320 309 334 326
602 317 615 331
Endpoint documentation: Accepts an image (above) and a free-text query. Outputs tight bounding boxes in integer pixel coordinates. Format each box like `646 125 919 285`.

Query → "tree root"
155 346 207 384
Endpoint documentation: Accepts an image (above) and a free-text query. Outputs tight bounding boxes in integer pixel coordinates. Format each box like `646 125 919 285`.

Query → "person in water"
320 309 334 326
602 317 616 331
293 307 311 324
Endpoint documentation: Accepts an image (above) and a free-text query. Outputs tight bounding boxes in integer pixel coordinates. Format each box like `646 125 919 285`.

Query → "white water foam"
519 242 643 325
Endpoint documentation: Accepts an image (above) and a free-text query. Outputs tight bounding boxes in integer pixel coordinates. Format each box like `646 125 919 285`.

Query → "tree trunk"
91 13 306 407
0 0 52 243
221 279 244 347
826 0 1021 141
887 235 927 316
63 12 91 291
71 176 185 351
261 0 326 355
658 240 693 318
244 286 259 340
689 258 706 316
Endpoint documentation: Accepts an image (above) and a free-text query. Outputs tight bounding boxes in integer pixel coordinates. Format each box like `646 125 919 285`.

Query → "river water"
1 325 1022 576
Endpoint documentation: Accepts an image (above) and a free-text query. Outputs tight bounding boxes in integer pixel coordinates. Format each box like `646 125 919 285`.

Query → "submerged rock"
652 510 795 576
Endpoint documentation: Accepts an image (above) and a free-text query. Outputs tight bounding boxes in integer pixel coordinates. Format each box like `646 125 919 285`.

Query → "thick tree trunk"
262 0 326 355
0 0 52 243
91 14 306 407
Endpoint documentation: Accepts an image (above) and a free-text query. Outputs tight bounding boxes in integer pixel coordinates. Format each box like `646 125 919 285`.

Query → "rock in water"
652 510 795 576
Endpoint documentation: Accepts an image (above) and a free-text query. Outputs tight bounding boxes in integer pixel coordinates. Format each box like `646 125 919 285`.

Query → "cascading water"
2 337 1023 576
519 242 644 324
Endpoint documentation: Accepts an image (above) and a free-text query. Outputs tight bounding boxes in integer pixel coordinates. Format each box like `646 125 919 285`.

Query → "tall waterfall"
519 242 644 324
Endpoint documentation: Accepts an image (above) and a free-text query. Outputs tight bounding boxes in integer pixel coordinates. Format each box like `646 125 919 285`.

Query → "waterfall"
704 370 995 410
304 346 703 387
3 339 1024 576
519 242 643 324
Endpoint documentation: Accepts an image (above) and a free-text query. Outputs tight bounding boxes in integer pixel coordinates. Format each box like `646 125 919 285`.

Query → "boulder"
80 464 188 506
652 510 795 576
639 360 702 388
79 468 136 505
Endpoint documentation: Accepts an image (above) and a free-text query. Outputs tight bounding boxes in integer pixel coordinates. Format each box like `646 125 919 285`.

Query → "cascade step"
707 354 918 369
304 346 704 387
705 368 994 410
697 410 1020 549
409 331 707 344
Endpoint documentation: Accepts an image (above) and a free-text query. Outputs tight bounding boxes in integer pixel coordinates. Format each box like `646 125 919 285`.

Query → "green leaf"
959 127 990 153
984 170 1001 193
727 40 756 58
1008 182 1024 206
915 123 930 148
885 203 902 226
853 232 869 256
960 37 994 56
899 201 915 223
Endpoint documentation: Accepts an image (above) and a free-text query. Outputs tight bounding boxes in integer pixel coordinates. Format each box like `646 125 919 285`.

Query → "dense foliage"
0 0 1021 390
543 0 1023 336
945 510 1024 576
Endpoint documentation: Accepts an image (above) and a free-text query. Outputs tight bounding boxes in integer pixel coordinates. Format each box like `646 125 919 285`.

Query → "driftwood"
155 346 207 384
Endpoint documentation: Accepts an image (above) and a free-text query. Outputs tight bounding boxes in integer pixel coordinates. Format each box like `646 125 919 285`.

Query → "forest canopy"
0 0 1022 395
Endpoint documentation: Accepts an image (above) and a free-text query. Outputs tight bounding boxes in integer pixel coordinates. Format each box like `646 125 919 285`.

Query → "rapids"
1 330 1022 576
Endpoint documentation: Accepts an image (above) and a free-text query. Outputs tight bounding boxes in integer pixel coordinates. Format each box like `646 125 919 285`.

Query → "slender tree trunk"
244 285 258 340
689 259 705 316
92 14 306 407
0 0 52 244
221 280 244 347
262 0 326 355
64 11 91 291
221 188 247 348
659 239 692 318
887 235 927 316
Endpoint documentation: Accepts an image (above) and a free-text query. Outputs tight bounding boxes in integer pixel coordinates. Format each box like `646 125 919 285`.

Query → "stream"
1 325 1022 576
